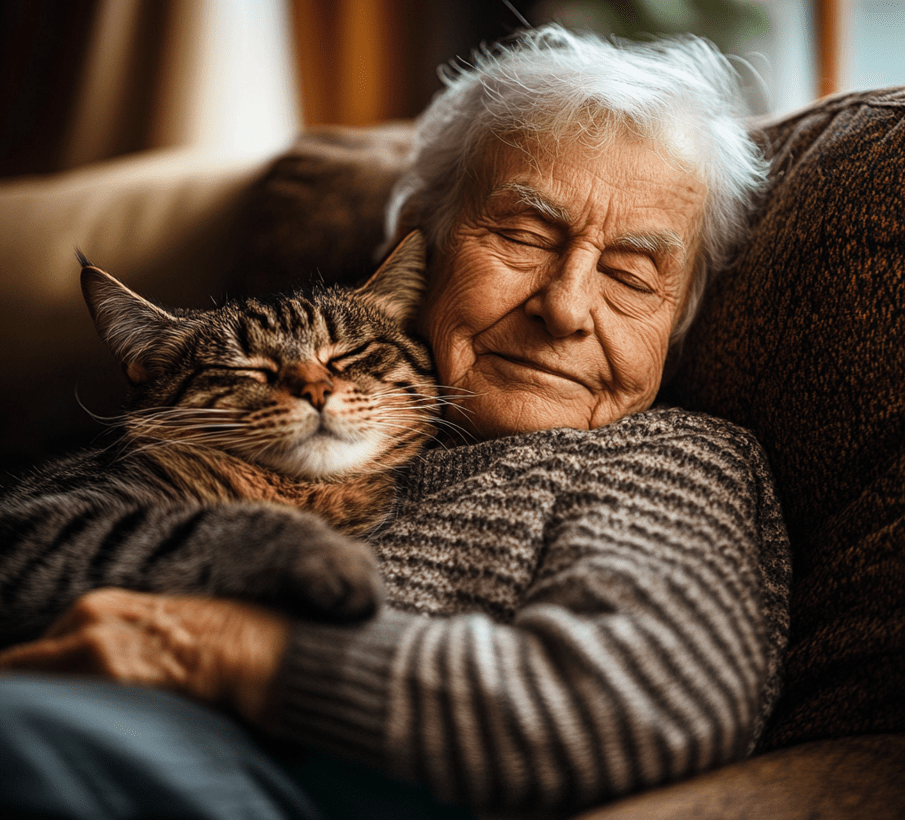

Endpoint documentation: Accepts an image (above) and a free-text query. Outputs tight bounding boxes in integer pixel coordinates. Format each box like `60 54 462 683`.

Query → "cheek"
422 244 523 373
419 274 476 387
605 312 673 386
438 246 515 317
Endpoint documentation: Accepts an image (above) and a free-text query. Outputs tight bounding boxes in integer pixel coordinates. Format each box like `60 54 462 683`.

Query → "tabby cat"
0 231 438 647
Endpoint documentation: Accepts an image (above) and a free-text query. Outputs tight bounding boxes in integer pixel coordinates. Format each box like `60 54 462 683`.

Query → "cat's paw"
286 539 382 622
207 504 384 622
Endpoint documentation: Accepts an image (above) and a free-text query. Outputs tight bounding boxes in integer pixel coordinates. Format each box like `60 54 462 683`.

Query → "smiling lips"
486 351 590 388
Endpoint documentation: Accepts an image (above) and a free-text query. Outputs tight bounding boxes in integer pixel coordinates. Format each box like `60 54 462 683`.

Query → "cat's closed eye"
216 365 279 384
328 341 376 373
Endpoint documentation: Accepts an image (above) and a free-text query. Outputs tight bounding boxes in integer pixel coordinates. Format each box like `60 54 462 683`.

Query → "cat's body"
0 232 438 647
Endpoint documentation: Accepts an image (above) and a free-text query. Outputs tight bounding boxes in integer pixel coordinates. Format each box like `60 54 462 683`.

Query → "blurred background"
3 0 905 178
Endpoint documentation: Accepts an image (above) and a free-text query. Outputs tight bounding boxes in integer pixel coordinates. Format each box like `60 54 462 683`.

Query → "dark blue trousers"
0 675 473 820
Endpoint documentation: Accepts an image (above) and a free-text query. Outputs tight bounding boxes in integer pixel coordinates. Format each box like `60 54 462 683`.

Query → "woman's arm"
264 418 792 814
0 587 291 723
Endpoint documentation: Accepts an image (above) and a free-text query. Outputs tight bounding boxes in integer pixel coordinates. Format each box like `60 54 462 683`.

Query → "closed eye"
214 365 278 384
496 230 553 249
601 269 656 295
329 341 374 372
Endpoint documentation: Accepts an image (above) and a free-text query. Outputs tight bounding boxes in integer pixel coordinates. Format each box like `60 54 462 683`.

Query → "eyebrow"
490 182 688 264
491 183 572 224
611 230 687 264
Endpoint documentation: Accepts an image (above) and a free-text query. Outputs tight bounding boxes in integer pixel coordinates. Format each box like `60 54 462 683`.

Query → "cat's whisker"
433 385 480 399
130 409 247 423
368 426 438 440
75 392 124 426
372 383 440 395
134 420 248 432
75 391 244 427
376 416 439 427
368 405 439 416
167 422 250 433
132 405 241 414
127 406 244 421
139 418 246 430
129 422 247 439
372 383 474 401
370 396 440 409
376 395 445 407
373 394 442 405
425 416 478 443
432 425 477 445
368 414 436 423
437 405 478 422
365 425 429 438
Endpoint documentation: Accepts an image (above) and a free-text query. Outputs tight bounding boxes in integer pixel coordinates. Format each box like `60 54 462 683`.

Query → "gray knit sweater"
267 407 791 815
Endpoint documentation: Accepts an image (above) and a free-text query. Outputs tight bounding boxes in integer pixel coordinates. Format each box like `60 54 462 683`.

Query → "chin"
254 435 378 480
456 401 591 441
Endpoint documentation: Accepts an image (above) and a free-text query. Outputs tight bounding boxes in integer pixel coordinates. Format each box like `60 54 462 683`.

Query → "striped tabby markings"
77 232 438 536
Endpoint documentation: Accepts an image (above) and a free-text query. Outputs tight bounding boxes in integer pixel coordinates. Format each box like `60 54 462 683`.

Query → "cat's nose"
285 362 334 410
300 379 333 410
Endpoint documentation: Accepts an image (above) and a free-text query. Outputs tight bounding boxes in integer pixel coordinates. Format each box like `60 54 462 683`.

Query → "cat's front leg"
141 501 384 623
0 493 381 643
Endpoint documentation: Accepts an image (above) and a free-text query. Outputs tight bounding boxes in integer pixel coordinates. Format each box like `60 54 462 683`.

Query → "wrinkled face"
420 132 706 440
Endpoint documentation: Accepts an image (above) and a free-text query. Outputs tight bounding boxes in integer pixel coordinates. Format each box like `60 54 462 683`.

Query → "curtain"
291 0 401 126
0 0 300 178
288 0 525 127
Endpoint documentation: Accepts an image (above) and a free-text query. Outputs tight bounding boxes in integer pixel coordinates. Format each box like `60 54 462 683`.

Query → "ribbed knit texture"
267 407 791 815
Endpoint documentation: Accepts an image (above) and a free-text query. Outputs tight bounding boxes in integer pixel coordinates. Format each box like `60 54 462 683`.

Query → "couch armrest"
0 148 272 471
575 736 905 820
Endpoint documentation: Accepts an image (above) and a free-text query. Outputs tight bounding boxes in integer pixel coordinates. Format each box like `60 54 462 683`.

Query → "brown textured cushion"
668 88 905 748
575 735 905 820
229 121 415 296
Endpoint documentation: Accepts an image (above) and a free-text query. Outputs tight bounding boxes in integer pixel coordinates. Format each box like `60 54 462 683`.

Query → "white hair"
384 24 768 343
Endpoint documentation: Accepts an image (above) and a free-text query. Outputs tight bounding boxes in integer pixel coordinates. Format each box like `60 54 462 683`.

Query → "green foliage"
534 0 769 52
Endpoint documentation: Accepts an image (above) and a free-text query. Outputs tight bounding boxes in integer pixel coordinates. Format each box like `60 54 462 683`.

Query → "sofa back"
668 88 905 749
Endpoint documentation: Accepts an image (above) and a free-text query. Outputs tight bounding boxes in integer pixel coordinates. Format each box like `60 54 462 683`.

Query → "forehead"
477 130 706 250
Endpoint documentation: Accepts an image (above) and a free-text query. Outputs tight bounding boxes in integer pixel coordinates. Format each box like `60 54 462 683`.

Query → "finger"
0 634 94 672
0 625 187 689
43 588 161 639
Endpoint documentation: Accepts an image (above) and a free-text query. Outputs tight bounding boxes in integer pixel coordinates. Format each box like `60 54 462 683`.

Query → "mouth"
305 418 357 445
486 352 587 389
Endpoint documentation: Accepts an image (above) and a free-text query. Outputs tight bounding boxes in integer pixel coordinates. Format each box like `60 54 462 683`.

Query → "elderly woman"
0 25 789 820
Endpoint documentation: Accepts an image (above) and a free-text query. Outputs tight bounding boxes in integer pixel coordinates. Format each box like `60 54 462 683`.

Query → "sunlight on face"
421 131 705 441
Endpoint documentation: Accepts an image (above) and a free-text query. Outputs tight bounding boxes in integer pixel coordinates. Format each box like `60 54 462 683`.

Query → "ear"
355 230 427 328
79 259 180 384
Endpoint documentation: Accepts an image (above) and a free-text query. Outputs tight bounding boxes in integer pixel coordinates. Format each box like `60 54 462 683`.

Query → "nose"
284 361 334 410
524 249 595 338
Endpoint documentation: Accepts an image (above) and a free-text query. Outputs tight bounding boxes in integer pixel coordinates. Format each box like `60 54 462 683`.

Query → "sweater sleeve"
264 416 791 815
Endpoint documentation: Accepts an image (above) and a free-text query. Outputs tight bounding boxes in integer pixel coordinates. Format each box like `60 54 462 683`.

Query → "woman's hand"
0 588 292 723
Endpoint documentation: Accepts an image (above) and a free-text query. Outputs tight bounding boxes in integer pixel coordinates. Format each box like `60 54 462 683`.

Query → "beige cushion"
0 148 271 471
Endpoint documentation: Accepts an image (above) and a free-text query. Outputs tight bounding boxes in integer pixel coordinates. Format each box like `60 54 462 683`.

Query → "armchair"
1 88 902 818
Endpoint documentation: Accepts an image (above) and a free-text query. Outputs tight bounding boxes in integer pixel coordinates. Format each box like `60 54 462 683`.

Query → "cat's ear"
79 257 180 384
355 230 427 328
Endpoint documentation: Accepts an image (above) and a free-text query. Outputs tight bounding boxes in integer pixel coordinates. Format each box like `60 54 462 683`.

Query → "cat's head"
79 231 438 480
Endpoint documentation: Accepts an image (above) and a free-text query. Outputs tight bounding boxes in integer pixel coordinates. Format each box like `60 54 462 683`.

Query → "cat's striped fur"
0 232 438 647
